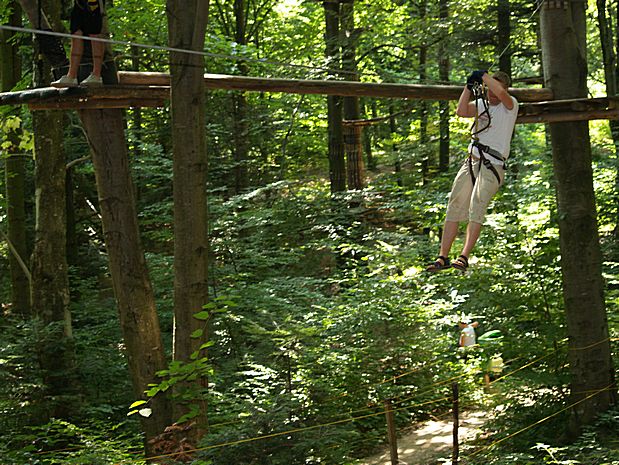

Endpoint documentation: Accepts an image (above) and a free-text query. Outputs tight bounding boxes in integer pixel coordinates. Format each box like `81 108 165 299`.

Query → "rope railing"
26 335 619 460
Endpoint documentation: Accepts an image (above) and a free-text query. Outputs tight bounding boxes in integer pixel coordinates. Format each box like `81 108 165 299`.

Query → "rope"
491 0 546 70
470 82 491 138
466 383 615 459
113 395 452 464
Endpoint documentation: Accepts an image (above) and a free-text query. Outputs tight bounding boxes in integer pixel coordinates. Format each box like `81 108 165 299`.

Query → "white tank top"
468 96 519 165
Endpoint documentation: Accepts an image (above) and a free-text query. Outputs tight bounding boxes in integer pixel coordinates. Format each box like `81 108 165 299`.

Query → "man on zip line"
426 70 518 272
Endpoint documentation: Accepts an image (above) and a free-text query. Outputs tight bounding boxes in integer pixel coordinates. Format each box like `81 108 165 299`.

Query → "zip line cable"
487 0 545 73
0 24 358 78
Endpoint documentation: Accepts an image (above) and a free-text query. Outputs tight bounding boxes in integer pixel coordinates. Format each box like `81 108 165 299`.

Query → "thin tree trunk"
341 0 364 190
418 0 430 184
18 0 174 445
363 101 375 171
233 0 250 193
596 0 619 236
167 0 210 433
438 0 450 173
1 1 30 317
497 0 511 76
324 0 346 192
540 0 617 436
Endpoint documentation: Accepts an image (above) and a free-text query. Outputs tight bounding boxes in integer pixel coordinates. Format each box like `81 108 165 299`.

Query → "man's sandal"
452 255 469 272
426 256 451 272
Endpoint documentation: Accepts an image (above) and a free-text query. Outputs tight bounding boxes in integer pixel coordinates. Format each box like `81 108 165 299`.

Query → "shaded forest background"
0 0 618 464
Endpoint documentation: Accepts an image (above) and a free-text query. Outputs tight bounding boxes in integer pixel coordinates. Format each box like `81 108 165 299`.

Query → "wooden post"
384 399 399 465
452 383 459 465
343 124 365 190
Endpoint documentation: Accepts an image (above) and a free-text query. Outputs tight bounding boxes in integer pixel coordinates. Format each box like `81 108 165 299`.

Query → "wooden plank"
28 98 165 110
0 85 169 106
117 71 554 102
517 108 619 124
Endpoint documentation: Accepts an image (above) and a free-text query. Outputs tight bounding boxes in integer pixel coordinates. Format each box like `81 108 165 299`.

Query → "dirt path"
358 411 486 465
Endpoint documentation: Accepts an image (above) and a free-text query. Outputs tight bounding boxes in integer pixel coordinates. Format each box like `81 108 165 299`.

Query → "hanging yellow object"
87 0 100 12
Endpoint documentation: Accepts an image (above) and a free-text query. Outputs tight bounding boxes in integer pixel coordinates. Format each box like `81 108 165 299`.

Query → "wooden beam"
517 108 619 124
28 98 165 110
0 86 170 109
117 71 554 102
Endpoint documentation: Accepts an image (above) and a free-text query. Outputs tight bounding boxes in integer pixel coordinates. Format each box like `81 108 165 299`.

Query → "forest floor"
359 410 487 465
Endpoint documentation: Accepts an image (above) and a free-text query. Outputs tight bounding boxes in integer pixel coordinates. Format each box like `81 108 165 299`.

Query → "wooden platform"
0 85 168 110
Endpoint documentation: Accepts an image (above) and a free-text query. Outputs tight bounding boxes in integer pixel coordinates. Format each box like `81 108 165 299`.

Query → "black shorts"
70 0 102 36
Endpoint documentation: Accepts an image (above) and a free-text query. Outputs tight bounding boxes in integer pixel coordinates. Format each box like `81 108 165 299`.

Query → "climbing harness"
466 82 505 186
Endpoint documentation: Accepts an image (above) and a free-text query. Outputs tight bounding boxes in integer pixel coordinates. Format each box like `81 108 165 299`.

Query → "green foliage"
1 1 619 464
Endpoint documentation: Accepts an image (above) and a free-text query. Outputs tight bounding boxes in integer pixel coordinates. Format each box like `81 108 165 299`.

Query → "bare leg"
91 34 104 77
67 32 84 78
460 221 482 258
439 220 460 258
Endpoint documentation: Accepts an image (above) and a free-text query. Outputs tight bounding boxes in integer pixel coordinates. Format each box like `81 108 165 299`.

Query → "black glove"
466 70 487 90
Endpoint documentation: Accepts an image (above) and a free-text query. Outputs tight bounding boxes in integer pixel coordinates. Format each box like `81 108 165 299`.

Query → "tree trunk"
233 0 250 193
81 109 173 442
29 0 76 421
17 0 173 445
32 107 77 419
341 0 364 190
1 1 30 317
417 0 430 184
167 0 210 431
438 0 450 173
363 101 375 171
389 103 402 187
497 0 511 76
324 0 346 192
540 0 617 436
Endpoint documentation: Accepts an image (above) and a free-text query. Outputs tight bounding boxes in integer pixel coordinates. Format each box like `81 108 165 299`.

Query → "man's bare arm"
456 87 477 118
482 73 514 109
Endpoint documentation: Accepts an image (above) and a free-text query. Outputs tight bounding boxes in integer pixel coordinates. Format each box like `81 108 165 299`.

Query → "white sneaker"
81 74 103 87
51 75 78 88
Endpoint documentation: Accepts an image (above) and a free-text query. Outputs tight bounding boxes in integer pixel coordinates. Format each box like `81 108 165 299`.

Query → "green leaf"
129 400 148 409
199 341 215 350
194 311 210 320
191 329 204 338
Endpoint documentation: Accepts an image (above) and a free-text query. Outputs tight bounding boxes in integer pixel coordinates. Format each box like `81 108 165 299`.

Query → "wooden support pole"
384 399 399 465
452 383 459 465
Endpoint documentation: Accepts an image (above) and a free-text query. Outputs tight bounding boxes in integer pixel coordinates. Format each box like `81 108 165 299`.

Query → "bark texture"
540 0 617 436
324 0 346 192
167 0 210 429
30 0 76 420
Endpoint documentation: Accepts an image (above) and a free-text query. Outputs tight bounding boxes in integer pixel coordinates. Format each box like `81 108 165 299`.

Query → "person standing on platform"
52 0 104 88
